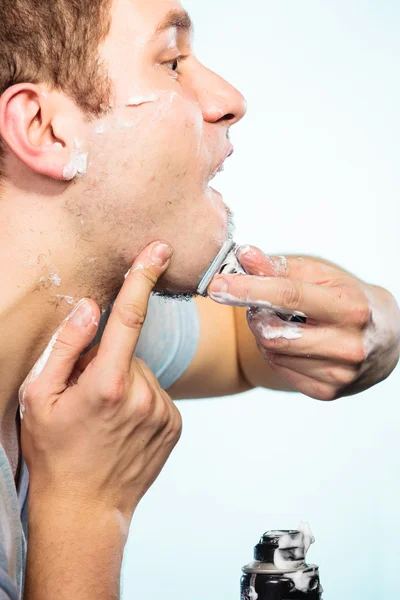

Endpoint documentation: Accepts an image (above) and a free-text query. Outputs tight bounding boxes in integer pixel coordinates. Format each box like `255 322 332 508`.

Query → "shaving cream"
18 300 86 420
125 94 159 107
63 139 89 181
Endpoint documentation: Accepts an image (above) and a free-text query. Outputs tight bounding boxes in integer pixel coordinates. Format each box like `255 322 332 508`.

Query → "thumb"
237 245 289 278
20 299 100 411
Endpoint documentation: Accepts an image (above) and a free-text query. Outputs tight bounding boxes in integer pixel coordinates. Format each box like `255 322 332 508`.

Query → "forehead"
109 0 187 40
100 0 192 94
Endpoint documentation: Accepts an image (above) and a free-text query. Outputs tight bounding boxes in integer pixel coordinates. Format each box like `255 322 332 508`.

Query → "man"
0 0 398 598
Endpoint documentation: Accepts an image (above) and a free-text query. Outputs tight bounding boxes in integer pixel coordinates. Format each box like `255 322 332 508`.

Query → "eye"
164 58 180 72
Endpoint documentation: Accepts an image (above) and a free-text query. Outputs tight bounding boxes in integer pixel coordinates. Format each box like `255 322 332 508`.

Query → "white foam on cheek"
56 295 76 306
125 94 159 107
120 118 142 129
63 139 89 181
40 269 62 288
50 271 62 287
149 90 182 122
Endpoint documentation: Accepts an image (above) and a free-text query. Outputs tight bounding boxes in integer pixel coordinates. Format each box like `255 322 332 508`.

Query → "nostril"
222 113 235 121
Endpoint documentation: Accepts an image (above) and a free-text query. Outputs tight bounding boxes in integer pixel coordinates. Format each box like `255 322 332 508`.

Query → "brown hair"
0 0 113 174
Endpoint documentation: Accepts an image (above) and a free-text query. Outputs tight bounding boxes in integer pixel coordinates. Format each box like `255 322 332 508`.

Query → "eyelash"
163 55 186 74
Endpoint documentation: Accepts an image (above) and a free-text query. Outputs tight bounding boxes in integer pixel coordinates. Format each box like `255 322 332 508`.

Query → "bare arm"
25 497 128 600
167 295 291 400
20 242 181 600
167 253 400 401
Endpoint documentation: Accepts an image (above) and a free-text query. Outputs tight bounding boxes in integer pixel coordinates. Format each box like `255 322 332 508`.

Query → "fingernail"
151 243 172 266
70 300 93 327
237 244 254 257
209 277 229 293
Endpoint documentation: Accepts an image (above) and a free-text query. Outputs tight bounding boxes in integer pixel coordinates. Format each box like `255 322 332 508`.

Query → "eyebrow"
154 9 193 36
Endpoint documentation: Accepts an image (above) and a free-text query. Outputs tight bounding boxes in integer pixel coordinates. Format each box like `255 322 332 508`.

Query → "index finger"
208 274 350 324
96 241 172 373
236 246 340 283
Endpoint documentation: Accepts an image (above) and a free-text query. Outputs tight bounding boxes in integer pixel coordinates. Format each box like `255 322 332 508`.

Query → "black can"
241 529 323 600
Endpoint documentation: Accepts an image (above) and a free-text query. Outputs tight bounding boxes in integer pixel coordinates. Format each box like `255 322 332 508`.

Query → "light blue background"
122 2 400 598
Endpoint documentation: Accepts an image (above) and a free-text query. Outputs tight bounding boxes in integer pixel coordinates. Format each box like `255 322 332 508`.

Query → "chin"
153 271 199 300
151 214 233 300
153 247 218 300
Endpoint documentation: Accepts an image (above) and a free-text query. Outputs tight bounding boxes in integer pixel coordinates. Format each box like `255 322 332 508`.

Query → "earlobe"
0 83 71 181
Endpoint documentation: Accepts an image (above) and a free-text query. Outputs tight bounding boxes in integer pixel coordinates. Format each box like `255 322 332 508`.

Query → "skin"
0 0 245 460
0 0 399 484
207 247 400 401
23 242 183 600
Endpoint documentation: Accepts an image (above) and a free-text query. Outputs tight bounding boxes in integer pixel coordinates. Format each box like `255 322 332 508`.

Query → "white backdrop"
122 2 400 598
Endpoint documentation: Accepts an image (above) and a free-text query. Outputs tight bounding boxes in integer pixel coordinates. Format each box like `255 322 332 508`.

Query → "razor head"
197 240 246 296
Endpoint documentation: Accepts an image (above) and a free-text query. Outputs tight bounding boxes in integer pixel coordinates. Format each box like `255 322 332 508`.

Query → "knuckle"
135 358 147 370
343 341 367 366
51 337 79 357
100 373 130 404
308 380 338 401
335 368 356 387
167 405 183 443
134 383 155 419
156 395 171 427
133 266 158 287
280 281 303 310
317 386 338 402
21 379 42 404
116 301 148 330
135 358 156 383
347 301 371 328
261 336 292 352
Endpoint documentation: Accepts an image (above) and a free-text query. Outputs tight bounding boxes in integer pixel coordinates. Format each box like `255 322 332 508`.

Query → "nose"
195 64 247 126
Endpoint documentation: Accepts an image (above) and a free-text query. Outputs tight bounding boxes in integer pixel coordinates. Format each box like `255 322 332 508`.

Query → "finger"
95 241 172 374
251 321 366 364
267 363 338 401
208 274 351 323
75 344 100 373
237 246 290 277
266 354 357 387
237 246 338 283
20 299 100 403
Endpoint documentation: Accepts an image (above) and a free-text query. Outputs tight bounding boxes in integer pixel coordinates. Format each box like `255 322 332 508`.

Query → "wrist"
29 489 131 543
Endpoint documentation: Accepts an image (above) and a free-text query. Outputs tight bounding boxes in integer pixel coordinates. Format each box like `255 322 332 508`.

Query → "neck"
0 188 127 431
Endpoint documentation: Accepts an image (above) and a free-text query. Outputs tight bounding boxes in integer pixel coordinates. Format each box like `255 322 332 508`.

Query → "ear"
0 84 85 181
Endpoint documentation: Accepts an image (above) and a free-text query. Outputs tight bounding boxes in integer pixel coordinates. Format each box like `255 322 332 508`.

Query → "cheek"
145 95 204 168
91 94 204 184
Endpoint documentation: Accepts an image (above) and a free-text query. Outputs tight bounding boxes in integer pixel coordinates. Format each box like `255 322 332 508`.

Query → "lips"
208 144 234 183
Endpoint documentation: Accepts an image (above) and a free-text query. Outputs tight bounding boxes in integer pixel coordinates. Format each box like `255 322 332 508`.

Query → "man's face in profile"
77 0 246 298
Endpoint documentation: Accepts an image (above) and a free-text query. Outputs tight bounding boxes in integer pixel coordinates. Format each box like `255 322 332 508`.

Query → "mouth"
208 144 234 184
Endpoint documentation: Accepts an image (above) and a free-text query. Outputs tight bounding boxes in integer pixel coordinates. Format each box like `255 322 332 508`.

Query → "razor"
197 241 307 324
